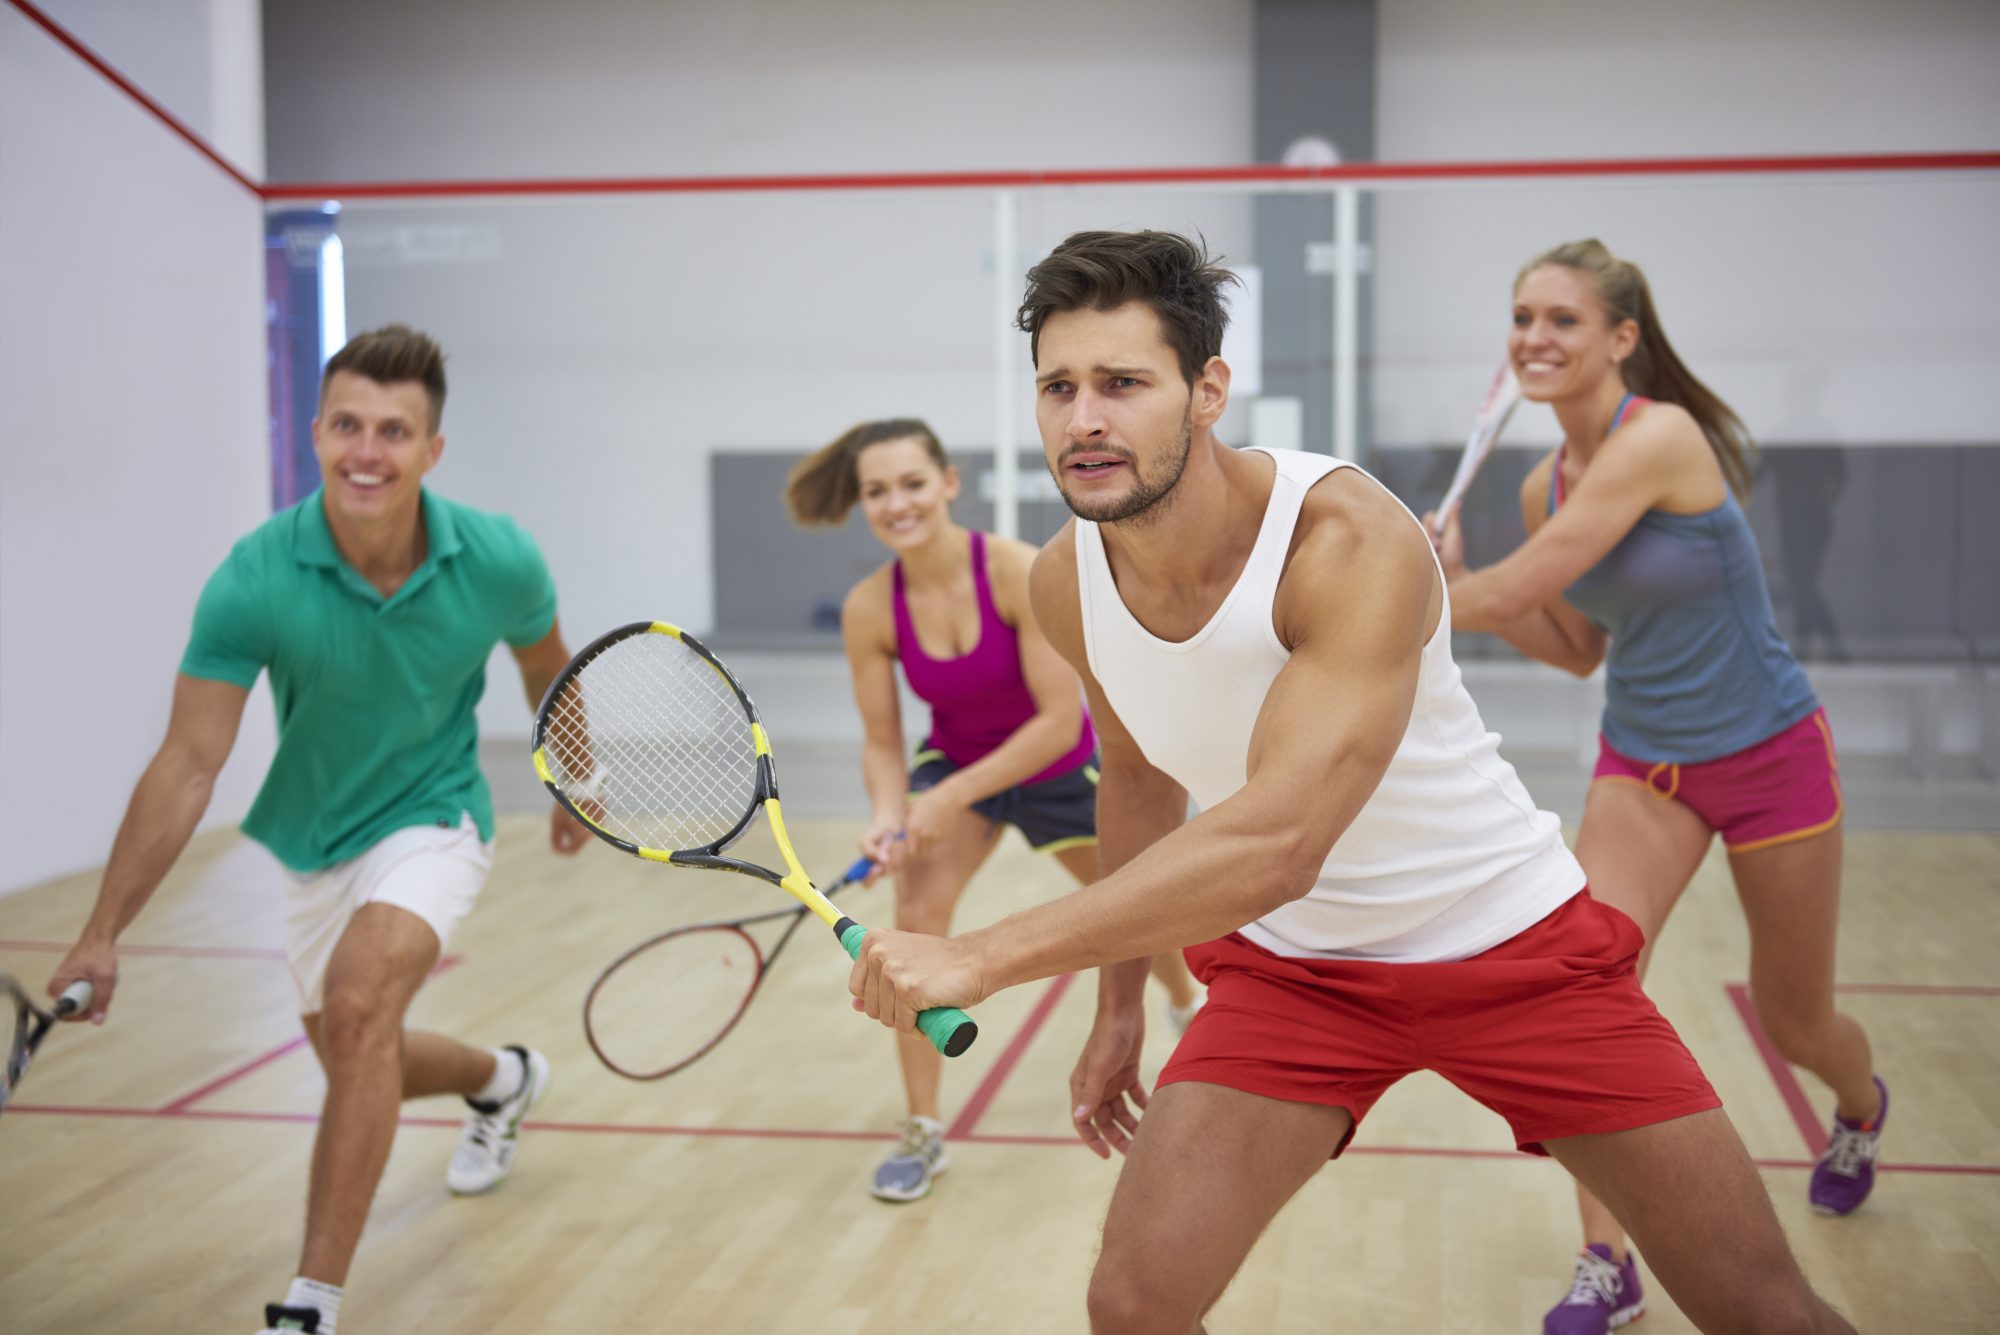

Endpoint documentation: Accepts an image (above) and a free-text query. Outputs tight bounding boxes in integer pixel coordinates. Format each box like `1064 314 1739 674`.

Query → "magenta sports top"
893 529 1096 785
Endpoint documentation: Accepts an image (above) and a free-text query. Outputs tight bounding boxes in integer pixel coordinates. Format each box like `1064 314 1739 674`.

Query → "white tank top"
1075 449 1583 962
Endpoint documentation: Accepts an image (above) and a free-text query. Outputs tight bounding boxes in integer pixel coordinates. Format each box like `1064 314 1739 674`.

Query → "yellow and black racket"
532 622 977 1058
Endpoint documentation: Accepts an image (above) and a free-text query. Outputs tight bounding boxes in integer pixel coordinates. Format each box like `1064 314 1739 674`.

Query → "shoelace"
1562 1251 1624 1308
457 1112 501 1161
893 1121 936 1159
1823 1121 1877 1177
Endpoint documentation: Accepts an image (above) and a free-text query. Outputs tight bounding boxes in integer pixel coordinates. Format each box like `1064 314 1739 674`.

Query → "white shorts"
283 814 494 1014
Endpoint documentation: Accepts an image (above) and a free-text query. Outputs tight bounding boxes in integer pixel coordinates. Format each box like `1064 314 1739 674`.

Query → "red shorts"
1157 891 1718 1157
1593 707 1842 853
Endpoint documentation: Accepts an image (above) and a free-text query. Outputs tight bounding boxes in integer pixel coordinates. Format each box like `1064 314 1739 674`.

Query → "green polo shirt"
180 488 557 872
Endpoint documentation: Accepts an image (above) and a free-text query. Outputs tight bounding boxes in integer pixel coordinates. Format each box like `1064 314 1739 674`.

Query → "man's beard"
1050 411 1192 528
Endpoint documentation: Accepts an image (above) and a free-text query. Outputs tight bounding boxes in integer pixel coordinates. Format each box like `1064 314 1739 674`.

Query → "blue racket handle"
832 917 977 1057
836 855 875 887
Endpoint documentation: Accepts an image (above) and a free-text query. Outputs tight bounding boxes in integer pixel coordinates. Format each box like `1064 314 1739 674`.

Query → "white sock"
473 1048 525 1105
283 1277 341 1333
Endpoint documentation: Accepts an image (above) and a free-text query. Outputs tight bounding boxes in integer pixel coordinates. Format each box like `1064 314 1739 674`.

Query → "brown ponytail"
1519 239 1756 498
783 418 950 526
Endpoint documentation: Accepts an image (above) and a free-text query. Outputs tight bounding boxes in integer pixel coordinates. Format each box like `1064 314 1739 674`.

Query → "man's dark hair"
1015 231 1239 386
320 324 448 431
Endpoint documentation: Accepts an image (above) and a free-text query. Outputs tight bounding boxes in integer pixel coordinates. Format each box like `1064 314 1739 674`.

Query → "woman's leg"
1051 843 1199 1011
1567 780 1714 1261
1727 824 1878 1120
891 805 1004 1120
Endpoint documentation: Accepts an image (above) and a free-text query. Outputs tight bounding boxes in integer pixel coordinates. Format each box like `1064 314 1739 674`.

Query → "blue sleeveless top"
1552 396 1817 764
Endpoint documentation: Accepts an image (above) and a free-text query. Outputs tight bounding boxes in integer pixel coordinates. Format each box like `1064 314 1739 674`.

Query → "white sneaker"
447 1046 550 1195
1164 993 1205 1035
870 1116 949 1202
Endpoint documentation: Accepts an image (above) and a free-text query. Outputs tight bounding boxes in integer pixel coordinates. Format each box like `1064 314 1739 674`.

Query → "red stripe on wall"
5 0 259 196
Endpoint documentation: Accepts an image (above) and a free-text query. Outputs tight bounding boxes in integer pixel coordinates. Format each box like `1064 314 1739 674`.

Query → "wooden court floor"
1 817 1995 1332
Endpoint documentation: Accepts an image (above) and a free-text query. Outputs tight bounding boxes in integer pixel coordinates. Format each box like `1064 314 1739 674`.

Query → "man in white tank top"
848 232 1855 1335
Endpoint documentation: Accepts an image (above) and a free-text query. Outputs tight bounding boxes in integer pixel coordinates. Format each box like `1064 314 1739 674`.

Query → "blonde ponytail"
1519 239 1756 498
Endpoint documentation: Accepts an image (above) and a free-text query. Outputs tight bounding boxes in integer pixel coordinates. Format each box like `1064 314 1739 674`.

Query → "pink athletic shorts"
1593 707 1842 853
1157 891 1720 1157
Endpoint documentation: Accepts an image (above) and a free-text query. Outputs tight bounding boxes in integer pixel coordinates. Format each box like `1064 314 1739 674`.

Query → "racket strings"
586 927 764 1077
541 634 760 853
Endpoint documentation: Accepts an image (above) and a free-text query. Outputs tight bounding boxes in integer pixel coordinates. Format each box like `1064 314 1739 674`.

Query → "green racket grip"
834 917 978 1058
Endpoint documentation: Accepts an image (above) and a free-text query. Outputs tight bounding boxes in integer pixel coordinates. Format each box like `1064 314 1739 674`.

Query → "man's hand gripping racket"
532 621 977 1058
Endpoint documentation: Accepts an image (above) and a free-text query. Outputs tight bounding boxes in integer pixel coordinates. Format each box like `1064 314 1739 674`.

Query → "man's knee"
1720 1282 1828 1335
1087 1261 1195 1335
317 985 401 1068
1087 1239 1211 1335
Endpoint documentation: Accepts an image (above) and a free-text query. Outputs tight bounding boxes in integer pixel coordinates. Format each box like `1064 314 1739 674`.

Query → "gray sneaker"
870 1116 949 1202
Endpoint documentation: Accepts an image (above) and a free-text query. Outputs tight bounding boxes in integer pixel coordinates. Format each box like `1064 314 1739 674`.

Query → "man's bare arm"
1030 528 1190 1014
1031 527 1192 1155
51 675 249 1014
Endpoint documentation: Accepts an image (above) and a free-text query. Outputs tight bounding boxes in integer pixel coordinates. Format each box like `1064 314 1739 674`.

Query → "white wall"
0 3 273 894
31 0 265 176
262 0 1257 742
259 0 1999 765
1372 0 2000 449
264 0 1251 182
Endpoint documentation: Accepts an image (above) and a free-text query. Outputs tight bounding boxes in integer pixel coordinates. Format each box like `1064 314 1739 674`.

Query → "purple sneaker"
1543 1244 1645 1334
1810 1074 1888 1216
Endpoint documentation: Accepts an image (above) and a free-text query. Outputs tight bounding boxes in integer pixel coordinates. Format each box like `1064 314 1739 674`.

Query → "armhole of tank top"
1258 456 1337 659
1073 523 1102 682
889 559 912 663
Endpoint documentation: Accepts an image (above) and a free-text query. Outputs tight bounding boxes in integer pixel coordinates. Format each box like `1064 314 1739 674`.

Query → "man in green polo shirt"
46 325 590 1335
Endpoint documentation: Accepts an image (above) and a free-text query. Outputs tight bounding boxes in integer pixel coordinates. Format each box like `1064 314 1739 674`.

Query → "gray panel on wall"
1379 443 1996 663
710 451 1068 649
1253 0 1376 457
1958 450 2000 658
716 443 1997 661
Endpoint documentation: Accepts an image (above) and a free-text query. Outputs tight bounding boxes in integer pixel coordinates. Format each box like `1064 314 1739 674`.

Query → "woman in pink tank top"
786 418 1201 1202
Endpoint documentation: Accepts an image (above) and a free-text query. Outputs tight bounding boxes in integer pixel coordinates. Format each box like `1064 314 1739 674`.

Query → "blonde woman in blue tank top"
786 419 1201 1203
1432 240 1886 1335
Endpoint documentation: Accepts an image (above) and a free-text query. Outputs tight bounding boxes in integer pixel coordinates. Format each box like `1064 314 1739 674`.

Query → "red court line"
148 953 463 1115
946 971 1075 1141
8 0 1995 209
1726 983 1829 1157
5 0 259 196
156 1036 311 1115
12 1103 1998 1175
263 151 2000 202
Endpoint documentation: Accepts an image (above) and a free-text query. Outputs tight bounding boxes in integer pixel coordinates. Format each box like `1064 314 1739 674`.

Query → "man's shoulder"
431 492 546 574
1282 467 1436 614
1028 521 1085 659
1028 520 1080 599
211 500 308 585
1295 465 1422 553
432 491 532 545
